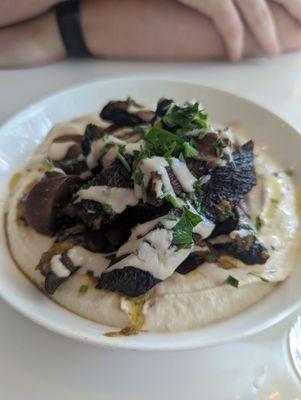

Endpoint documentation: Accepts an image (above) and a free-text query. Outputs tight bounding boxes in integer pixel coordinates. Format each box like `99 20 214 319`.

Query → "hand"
176 0 301 61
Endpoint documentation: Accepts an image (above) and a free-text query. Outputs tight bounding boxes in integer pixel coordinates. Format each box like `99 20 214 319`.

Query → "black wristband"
56 0 92 58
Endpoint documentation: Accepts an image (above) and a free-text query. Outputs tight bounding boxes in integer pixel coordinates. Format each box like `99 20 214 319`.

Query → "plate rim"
1 76 300 351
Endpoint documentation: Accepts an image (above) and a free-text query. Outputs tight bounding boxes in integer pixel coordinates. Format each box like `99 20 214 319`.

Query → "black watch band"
56 0 92 58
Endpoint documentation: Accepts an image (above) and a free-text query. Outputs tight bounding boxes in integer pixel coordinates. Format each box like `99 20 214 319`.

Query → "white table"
1 54 301 399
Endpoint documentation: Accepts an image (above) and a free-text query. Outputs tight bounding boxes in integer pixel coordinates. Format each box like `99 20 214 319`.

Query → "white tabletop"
1 54 301 399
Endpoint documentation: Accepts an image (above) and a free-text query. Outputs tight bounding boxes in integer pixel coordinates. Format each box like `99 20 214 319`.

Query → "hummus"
5 99 300 332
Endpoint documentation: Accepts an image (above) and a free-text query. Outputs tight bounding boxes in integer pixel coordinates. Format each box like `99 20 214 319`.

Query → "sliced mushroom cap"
23 171 80 235
97 266 161 297
100 98 154 127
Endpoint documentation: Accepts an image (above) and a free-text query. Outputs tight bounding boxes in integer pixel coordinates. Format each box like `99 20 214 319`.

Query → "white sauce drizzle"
76 186 138 213
86 134 144 169
68 246 110 276
50 255 71 278
170 158 197 192
87 136 125 169
109 226 191 280
48 141 76 161
136 157 176 199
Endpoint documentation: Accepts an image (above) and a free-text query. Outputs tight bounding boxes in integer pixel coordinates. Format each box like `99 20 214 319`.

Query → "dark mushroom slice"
176 251 207 274
74 199 116 230
209 203 270 265
153 98 173 120
56 224 109 253
81 124 104 156
22 171 81 236
36 241 77 295
100 98 154 127
198 141 256 222
97 219 192 297
49 134 89 176
72 158 135 229
92 158 133 189
102 202 172 252
97 266 161 297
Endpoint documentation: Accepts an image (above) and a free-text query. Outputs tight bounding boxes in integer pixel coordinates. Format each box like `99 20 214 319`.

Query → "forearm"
82 0 225 61
0 0 59 27
82 0 301 60
0 0 300 68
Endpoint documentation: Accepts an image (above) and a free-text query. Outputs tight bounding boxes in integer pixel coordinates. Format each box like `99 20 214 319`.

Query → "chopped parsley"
144 126 184 158
133 125 149 135
102 203 113 215
285 169 294 177
167 194 179 208
183 141 199 158
117 152 131 173
271 198 279 205
81 181 93 190
162 101 208 135
165 213 178 222
248 272 269 282
102 133 109 142
132 170 144 185
239 223 252 230
172 206 202 248
79 284 88 294
255 215 264 231
220 209 235 219
43 158 54 171
179 152 186 163
86 209 96 214
166 157 173 167
225 275 239 288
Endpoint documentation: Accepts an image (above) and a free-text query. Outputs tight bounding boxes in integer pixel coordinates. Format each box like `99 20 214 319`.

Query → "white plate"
0 77 300 351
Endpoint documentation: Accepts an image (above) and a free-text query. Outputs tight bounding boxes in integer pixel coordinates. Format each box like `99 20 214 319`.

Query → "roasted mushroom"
22 171 80 235
100 98 154 127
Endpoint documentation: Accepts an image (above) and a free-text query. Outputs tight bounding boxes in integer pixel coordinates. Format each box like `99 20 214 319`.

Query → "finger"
206 0 245 62
273 0 301 23
177 0 244 61
235 0 280 57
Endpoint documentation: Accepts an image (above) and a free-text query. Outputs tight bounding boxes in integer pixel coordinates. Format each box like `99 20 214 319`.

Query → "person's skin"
177 0 301 62
0 0 301 68
0 0 59 27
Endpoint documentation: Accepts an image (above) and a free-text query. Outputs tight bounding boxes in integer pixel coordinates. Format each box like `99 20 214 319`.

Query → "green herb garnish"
102 133 109 142
117 152 131 173
132 170 144 185
272 172 279 177
285 169 294 177
86 209 96 214
162 102 208 135
225 275 239 288
133 125 149 135
248 272 269 282
81 181 93 190
220 209 235 219
145 126 184 157
167 194 179 208
165 214 178 222
79 285 88 294
255 215 264 231
271 198 279 205
102 203 113 215
183 141 199 158
43 158 54 171
172 206 202 248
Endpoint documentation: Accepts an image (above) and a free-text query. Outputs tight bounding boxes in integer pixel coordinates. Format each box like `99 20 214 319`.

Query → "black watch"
56 0 92 58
